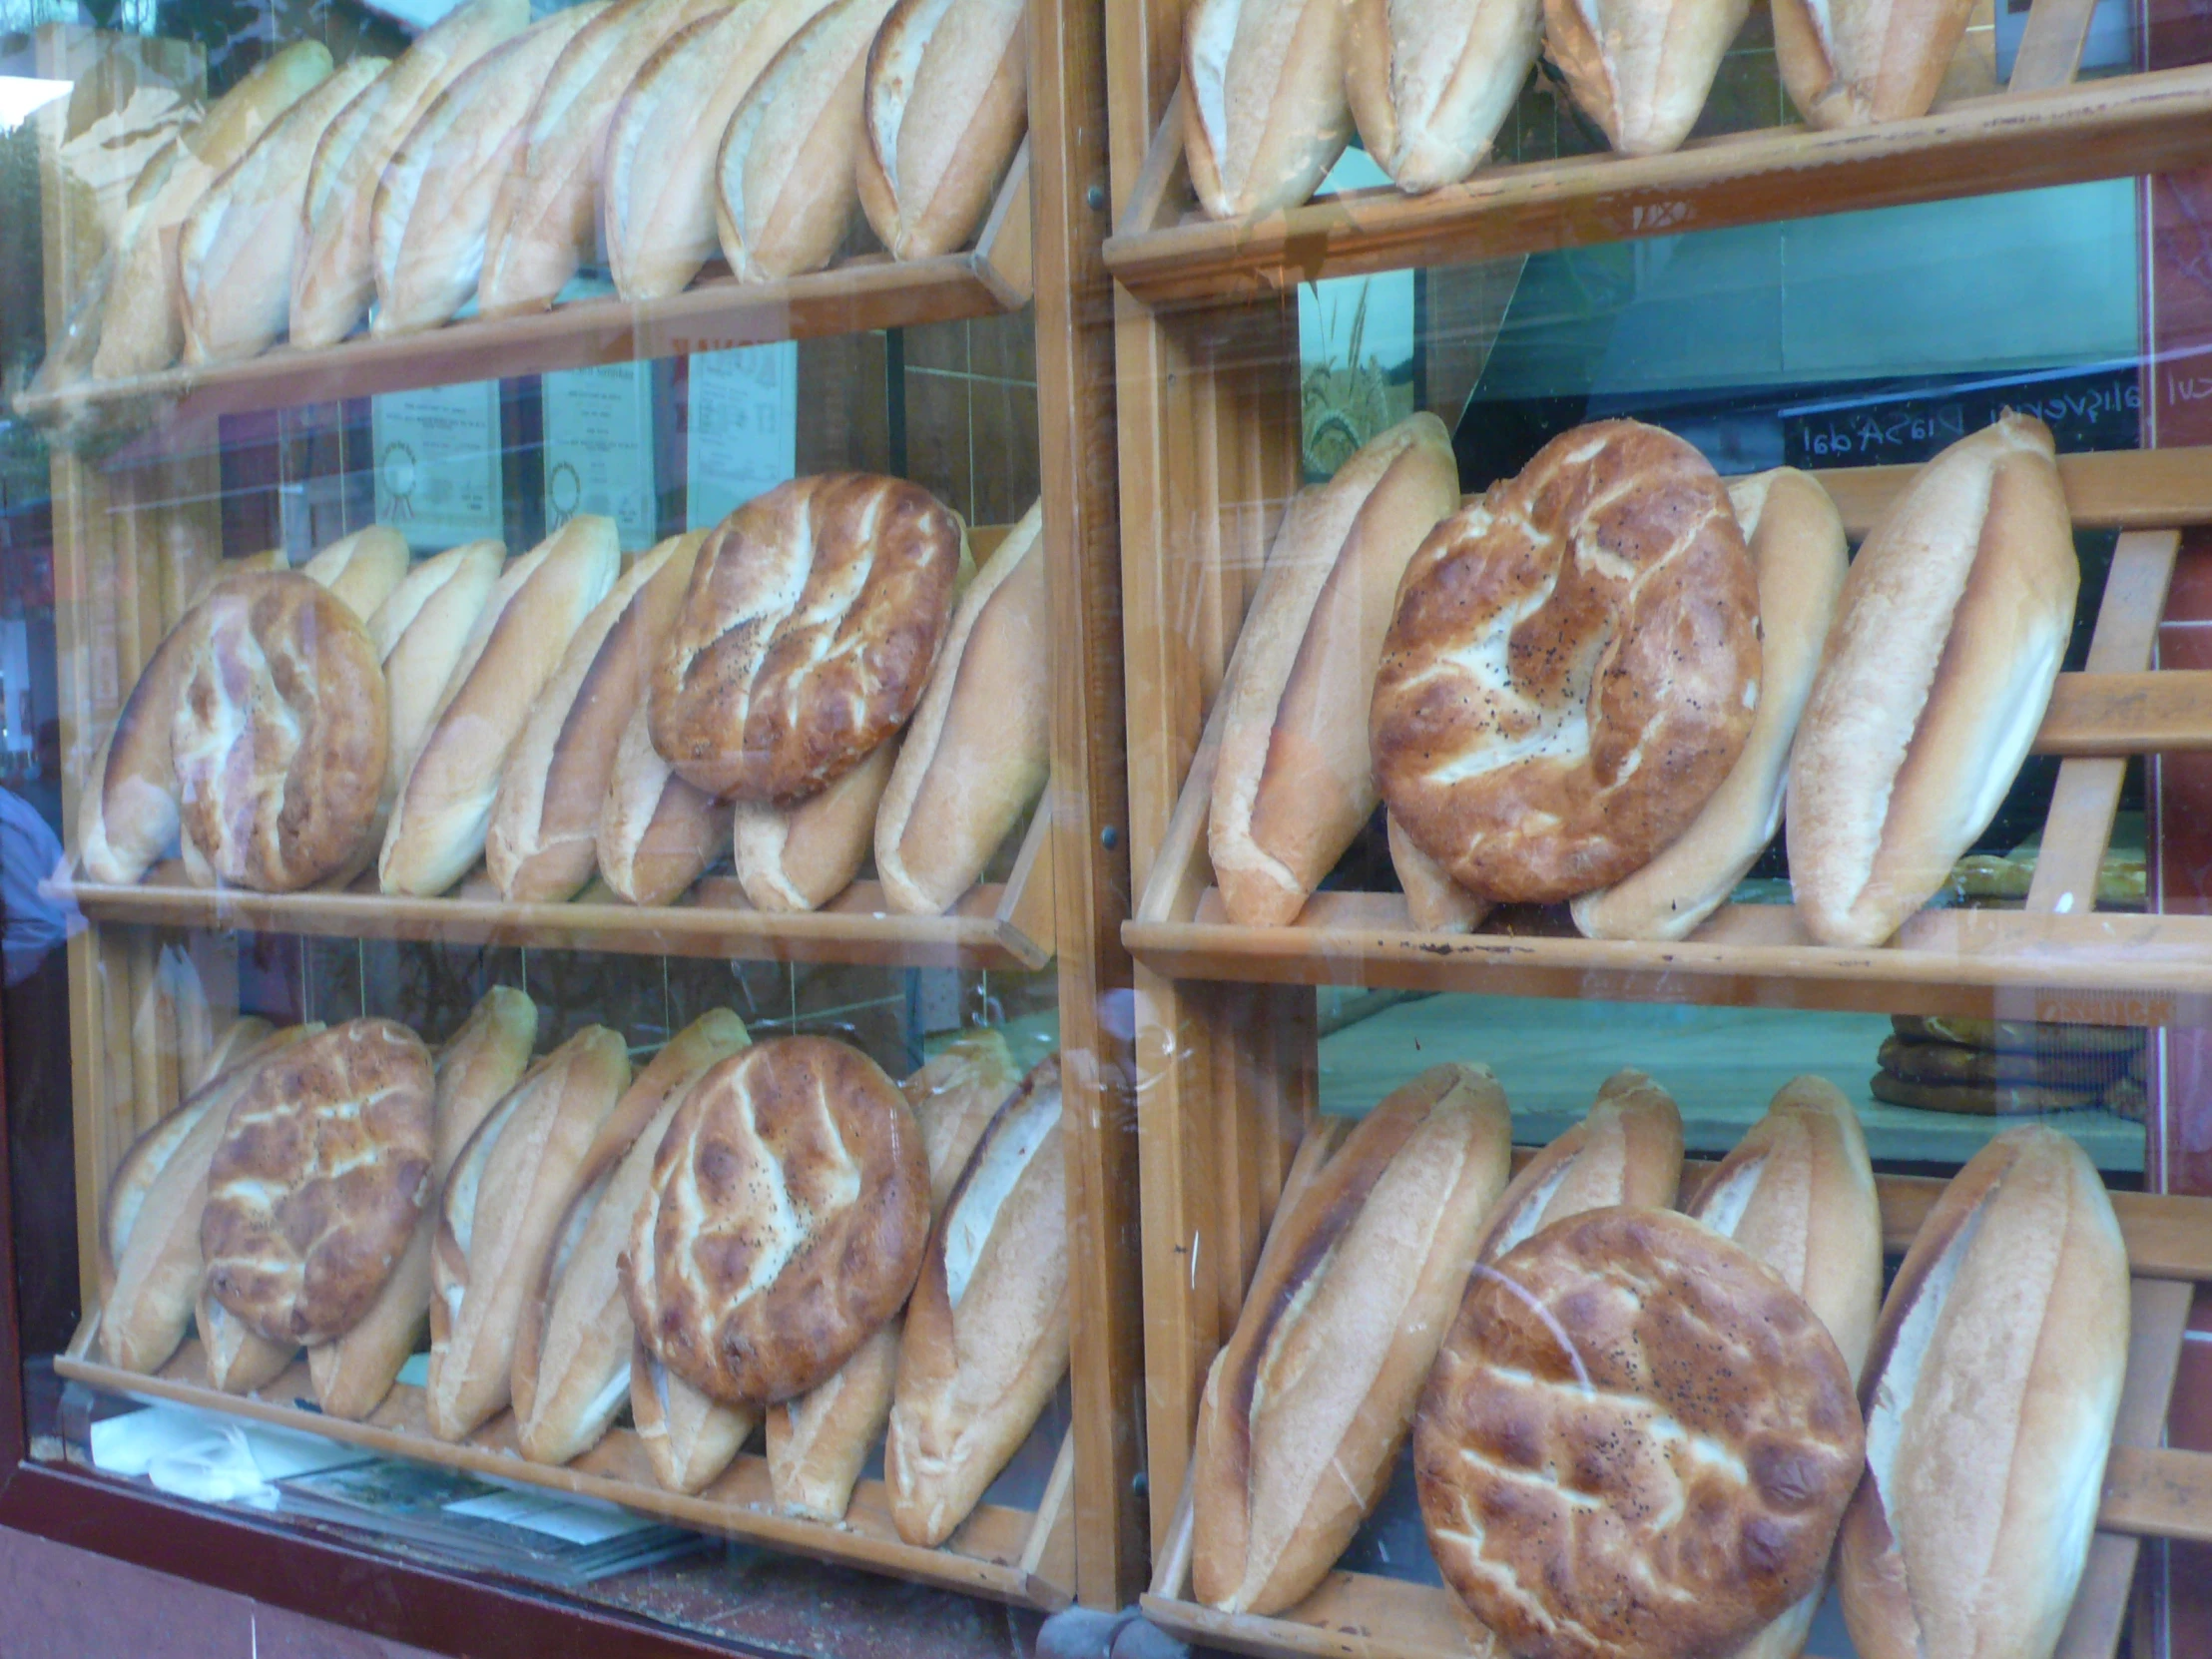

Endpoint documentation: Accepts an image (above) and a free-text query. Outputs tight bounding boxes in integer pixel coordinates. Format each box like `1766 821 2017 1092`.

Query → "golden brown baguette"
487 531 703 902
874 503 1048 914
1775 0 1974 126
177 57 387 364
1189 1063 1512 1613
602 0 837 300
1346 0 1542 192
1387 812 1489 933
1209 413 1459 926
732 736 898 912
1545 0 1750 156
1183 0 1351 219
632 1336 758 1492
1471 1068 1683 1264
715 0 902 281
1839 1126 2129 1659
1787 414 2078 947
298 524 410 623
854 0 1027 260
309 986 537 1420
290 0 528 347
513 1010 751 1464
427 1024 630 1440
1572 467 1848 941
198 1284 296 1394
598 700 728 905
382 519 619 896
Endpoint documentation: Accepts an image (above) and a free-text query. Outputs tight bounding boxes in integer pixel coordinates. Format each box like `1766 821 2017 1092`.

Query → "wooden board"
54 1337 1074 1611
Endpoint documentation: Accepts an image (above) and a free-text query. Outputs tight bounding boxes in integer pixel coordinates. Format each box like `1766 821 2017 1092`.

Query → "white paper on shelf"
443 1484 659 1545
90 1401 363 1504
685 341 797 530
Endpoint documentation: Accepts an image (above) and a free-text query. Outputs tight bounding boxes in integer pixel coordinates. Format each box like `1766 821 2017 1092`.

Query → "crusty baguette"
382 519 619 896
309 986 537 1420
1189 1062 1512 1613
177 57 387 365
1345 0 1542 193
1472 1069 1683 1264
1387 812 1489 933
366 540 506 811
370 5 608 337
633 1336 757 1492
854 0 1027 261
93 42 334 379
874 503 1048 914
514 1010 751 1465
1209 413 1460 926
602 0 837 300
478 0 735 316
887 1055 1077 1547
78 584 206 885
1545 0 1750 156
1839 1126 2129 1659
733 736 898 912
290 0 529 347
487 531 702 902
198 1282 296 1393
715 0 901 281
427 1024 630 1440
766 1029 1020 1519
1182 0 1352 219
1788 414 2078 948
299 524 410 624
1573 467 1848 941
1774 0 1974 126
598 697 728 905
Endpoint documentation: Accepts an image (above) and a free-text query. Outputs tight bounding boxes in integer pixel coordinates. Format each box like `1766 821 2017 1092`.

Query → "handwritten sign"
1782 362 2140 469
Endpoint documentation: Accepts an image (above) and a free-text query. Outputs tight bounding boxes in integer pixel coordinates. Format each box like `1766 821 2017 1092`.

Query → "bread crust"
1543 0 1751 156
1471 1068 1683 1265
1572 467 1847 940
733 733 899 911
1773 0 1975 127
1387 811 1490 932
298 524 410 624
198 1284 297 1393
1182 0 1352 218
81 608 203 885
1787 414 2077 947
366 540 506 810
599 699 728 904
876 503 1050 915
855 0 1028 261
1191 1063 1512 1615
632 1336 758 1492
1345 0 1542 193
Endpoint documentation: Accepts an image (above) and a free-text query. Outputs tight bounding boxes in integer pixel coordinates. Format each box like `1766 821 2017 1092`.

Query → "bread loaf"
177 57 387 364
598 700 728 905
428 1024 630 1440
1346 0 1542 192
1787 414 2077 948
198 1284 297 1394
195 1015 279 1090
290 0 528 347
1544 0 1750 155
1210 415 1459 926
1839 1126 2129 1659
716 0 902 281
366 540 506 816
310 986 536 1420
78 569 206 885
1473 1069 1683 1263
299 525 410 623
478 0 733 316
487 530 703 902
1387 812 1489 933
734 736 898 912
855 0 1028 261
1190 1064 1511 1614
875 504 1049 914
1182 0 1351 219
1572 467 1848 941
633 1336 758 1492
514 1010 750 1465
1775 0 1973 126
382 518 619 896
602 0 838 300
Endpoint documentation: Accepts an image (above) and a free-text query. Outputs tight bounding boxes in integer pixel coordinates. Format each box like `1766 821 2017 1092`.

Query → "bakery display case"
0 0 1138 1649
1105 0 2212 1654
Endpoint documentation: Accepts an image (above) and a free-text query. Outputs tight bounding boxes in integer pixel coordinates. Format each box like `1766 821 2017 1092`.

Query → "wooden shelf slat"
1104 63 2212 307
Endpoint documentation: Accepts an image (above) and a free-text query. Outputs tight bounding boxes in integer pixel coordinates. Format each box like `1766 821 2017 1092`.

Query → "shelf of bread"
1126 437 2212 1021
1106 23 2212 309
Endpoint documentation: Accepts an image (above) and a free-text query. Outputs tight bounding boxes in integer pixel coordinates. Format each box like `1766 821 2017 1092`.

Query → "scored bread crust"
1345 0 1542 194
651 474 967 802
298 525 409 623
309 985 537 1421
81 609 204 885
1191 1062 1512 1616
1209 414 1460 927
599 699 728 904
367 540 506 808
855 0 1028 261
632 1336 759 1492
1773 0 1975 127
601 0 837 301
198 1283 297 1393
1182 0 1352 219
290 0 528 348
875 503 1050 915
1572 467 1848 941
733 734 899 912
1787 413 2077 948
1543 0 1752 156
1471 1068 1683 1265
1839 1126 2129 1659
487 532 701 903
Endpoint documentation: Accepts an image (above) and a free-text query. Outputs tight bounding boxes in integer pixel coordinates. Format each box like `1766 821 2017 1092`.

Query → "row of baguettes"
45 0 1026 384
1210 408 2075 949
1193 1065 2128 1659
75 477 1049 916
94 988 1069 1548
1186 0 1983 214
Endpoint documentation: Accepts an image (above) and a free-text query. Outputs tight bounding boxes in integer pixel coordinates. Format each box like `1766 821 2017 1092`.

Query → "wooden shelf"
56 1332 1074 1611
1104 64 2212 308
16 145 1031 432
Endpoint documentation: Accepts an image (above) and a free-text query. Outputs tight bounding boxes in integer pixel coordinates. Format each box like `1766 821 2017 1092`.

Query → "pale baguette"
1545 0 1750 156
733 736 898 912
366 540 507 812
79 574 208 885
633 1336 757 1493
1183 0 1351 220
1346 0 1541 192
299 524 410 624
598 695 728 905
855 0 1027 261
198 1283 296 1393
1775 0 1974 126
1472 1069 1682 1264
1387 812 1489 933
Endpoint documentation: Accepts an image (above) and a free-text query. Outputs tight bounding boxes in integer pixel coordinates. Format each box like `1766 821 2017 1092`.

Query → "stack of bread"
75 476 1048 916
1192 1064 2129 1659
1208 408 2080 951
1185 0 1986 213
94 986 1066 1545
1874 1013 2147 1119
50 0 1028 380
